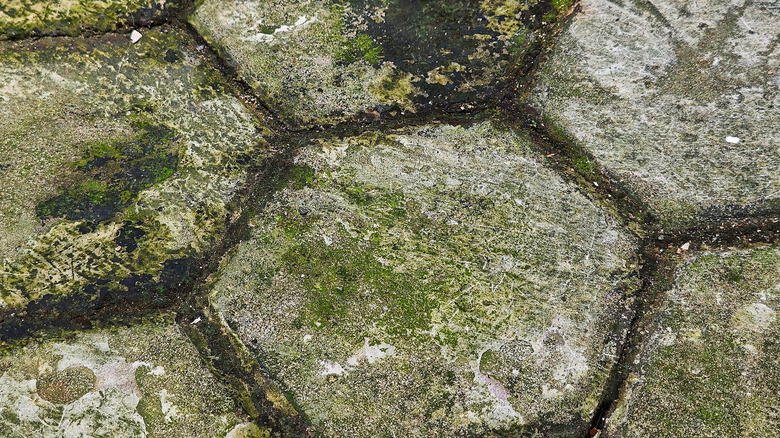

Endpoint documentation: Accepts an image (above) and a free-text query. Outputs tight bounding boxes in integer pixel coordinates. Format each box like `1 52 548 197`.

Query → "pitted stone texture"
0 29 266 315
0 0 184 39
0 315 248 437
530 0 780 229
210 120 640 436
190 0 571 127
605 246 780 437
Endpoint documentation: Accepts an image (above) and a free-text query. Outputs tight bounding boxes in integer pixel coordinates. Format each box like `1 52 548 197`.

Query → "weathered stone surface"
190 0 573 127
209 119 640 436
0 29 266 317
529 0 780 229
0 0 185 39
0 314 257 437
605 246 780 437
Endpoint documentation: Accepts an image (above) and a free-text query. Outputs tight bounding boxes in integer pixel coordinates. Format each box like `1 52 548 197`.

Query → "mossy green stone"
0 28 266 319
190 0 569 127
605 246 780 437
209 120 640 436
0 0 185 39
0 315 247 437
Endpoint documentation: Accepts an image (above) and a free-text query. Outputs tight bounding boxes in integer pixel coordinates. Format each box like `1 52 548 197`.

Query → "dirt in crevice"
504 101 780 438
3 1 780 437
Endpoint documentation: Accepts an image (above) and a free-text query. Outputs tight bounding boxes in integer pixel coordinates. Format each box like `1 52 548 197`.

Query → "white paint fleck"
725 136 741 144
242 15 317 43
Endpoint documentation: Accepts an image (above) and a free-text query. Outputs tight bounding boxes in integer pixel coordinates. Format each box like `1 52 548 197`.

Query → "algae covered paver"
530 0 780 229
0 0 185 39
0 314 262 437
210 120 640 436
190 0 573 127
605 246 780 437
0 28 267 323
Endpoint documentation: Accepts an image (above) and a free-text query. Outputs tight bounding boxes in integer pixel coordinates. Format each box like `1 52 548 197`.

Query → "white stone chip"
725 136 741 144
130 30 142 44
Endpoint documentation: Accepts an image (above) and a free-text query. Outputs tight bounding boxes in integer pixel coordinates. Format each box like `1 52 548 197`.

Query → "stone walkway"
0 1 777 437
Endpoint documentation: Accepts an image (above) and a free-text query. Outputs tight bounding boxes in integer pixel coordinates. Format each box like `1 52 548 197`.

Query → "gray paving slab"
605 246 780 437
530 0 780 229
0 28 266 318
209 119 640 437
191 0 574 127
0 314 262 437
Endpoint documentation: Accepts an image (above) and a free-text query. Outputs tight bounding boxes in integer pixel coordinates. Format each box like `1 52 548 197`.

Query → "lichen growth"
36 366 96 404
0 28 265 313
607 246 780 437
210 120 639 437
0 315 248 437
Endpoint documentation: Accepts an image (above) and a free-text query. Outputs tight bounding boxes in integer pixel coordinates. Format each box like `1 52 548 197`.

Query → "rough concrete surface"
605 246 780 437
530 0 780 229
209 120 640 437
191 0 574 127
0 0 778 436
0 314 258 437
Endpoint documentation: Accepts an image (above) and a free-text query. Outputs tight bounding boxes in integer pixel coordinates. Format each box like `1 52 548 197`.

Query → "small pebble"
725 136 741 144
130 30 142 44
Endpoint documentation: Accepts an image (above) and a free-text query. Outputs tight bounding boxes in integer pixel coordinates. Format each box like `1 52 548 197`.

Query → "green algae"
0 28 266 322
209 120 640 437
336 33 383 65
275 203 440 337
190 0 566 127
37 118 180 222
606 246 780 437
0 0 186 40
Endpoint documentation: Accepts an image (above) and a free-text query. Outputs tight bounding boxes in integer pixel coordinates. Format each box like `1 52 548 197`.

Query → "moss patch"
36 119 180 222
607 247 780 437
210 120 640 437
0 0 186 39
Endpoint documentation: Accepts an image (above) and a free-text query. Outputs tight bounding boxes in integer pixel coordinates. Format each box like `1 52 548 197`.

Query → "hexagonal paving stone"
529 0 780 229
604 246 780 437
0 0 185 39
209 119 640 436
0 314 261 437
0 28 266 323
190 0 573 127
